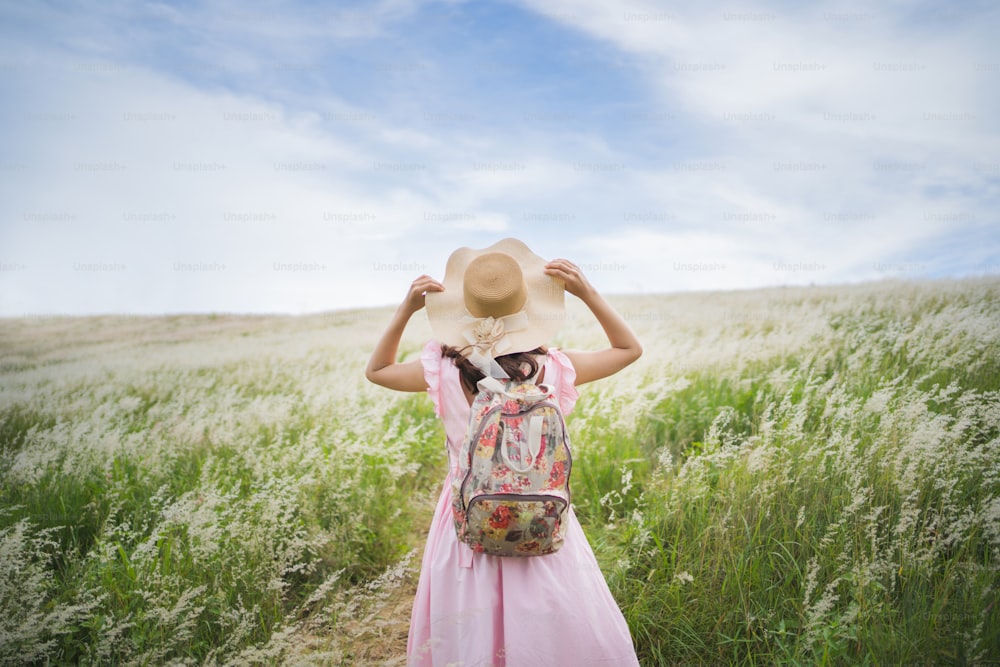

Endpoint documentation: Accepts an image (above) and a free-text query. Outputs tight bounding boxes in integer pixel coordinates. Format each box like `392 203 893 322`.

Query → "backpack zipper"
466 493 569 514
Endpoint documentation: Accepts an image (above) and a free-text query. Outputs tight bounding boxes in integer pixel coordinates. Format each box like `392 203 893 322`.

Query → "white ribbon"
461 310 529 379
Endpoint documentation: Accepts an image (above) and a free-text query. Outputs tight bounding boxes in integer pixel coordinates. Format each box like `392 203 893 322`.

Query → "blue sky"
1 0 997 315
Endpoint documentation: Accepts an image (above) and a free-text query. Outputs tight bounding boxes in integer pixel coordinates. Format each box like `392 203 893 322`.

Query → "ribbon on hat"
461 310 529 379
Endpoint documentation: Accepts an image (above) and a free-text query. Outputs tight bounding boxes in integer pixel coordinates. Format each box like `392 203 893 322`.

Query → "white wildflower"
673 570 694 585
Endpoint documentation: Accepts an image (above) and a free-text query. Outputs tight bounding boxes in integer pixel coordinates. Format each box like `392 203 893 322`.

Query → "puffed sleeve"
545 348 579 415
420 339 444 418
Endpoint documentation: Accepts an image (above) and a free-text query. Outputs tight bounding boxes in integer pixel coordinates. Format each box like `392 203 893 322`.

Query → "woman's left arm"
365 274 444 392
544 259 642 385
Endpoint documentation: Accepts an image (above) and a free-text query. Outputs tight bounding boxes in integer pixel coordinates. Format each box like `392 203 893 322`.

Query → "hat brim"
425 238 565 354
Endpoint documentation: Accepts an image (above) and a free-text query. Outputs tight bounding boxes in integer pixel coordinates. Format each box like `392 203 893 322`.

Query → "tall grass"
572 279 1000 665
1 311 445 664
1 278 998 665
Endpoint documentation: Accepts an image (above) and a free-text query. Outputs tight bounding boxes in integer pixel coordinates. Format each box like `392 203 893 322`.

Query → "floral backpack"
451 371 572 557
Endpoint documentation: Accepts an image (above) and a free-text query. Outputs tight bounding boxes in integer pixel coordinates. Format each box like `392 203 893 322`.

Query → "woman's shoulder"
541 347 579 413
543 346 573 367
420 340 451 383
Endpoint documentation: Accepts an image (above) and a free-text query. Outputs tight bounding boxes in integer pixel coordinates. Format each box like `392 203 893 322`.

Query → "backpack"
451 370 573 557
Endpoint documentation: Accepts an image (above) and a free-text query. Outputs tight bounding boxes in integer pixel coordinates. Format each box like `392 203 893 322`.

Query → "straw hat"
425 238 565 377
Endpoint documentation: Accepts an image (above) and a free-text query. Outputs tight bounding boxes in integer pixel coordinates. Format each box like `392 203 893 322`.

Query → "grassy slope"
1 277 998 665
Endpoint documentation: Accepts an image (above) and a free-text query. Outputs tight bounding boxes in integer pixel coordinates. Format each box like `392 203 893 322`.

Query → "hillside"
1 277 998 665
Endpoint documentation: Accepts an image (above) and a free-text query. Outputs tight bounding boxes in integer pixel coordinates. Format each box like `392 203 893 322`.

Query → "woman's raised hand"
403 274 445 313
544 259 594 300
366 274 444 391
544 257 642 385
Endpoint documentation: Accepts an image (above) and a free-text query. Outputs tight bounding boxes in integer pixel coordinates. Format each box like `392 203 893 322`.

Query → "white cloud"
1 0 997 315
0 18 614 314
0 50 461 313
516 0 999 281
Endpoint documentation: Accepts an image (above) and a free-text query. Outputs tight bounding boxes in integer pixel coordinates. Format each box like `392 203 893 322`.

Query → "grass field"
2 276 999 665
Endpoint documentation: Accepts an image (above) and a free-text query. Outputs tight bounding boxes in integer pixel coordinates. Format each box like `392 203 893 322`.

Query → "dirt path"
337 567 420 665
291 562 420 666
290 489 440 667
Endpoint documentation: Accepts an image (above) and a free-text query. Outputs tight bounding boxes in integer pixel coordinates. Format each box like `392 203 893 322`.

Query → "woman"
366 238 642 666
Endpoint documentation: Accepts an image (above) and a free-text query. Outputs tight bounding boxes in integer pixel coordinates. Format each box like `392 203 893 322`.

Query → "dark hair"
442 344 547 394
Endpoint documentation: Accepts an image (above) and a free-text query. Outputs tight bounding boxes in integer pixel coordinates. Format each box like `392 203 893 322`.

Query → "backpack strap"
481 364 551 474
476 375 509 396
476 376 552 403
500 414 545 473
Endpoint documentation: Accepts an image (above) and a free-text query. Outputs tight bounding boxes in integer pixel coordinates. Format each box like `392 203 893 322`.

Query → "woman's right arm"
364 275 444 392
544 259 642 386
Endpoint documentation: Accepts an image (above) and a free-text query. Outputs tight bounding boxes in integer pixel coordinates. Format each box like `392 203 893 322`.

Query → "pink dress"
407 340 641 667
